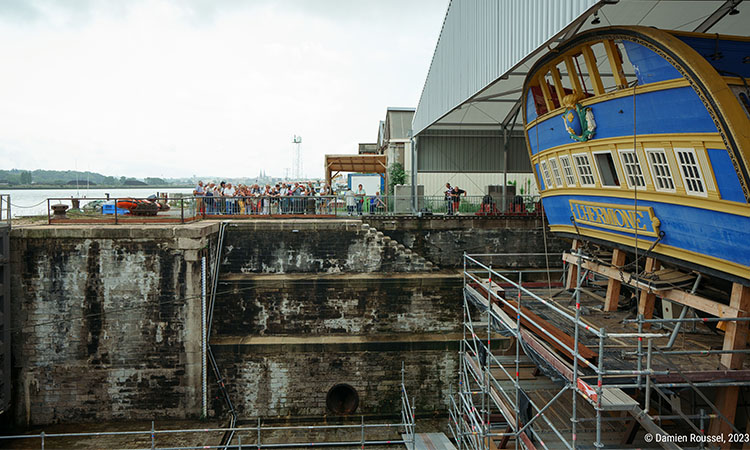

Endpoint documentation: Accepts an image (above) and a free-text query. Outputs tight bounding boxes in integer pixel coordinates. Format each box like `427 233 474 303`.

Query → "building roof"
384 108 415 142
324 154 387 185
413 0 750 135
358 143 379 154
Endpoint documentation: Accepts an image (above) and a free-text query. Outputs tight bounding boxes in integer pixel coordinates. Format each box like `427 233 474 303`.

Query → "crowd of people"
191 180 478 216
192 180 385 215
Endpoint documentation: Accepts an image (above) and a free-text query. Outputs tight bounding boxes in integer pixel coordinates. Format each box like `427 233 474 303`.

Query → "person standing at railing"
279 184 289 214
319 183 333 214
205 182 216 214
345 186 355 216
354 184 365 216
444 183 454 215
451 185 466 215
370 191 385 215
261 185 272 215
224 182 237 214
193 181 205 214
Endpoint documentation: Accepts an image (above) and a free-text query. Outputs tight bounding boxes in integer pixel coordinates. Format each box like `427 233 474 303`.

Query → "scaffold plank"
401 433 457 450
599 387 639 411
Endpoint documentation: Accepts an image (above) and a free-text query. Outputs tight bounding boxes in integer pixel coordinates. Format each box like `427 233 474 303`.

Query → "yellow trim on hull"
549 224 750 281
529 132 725 161
525 78 692 130
541 189 749 217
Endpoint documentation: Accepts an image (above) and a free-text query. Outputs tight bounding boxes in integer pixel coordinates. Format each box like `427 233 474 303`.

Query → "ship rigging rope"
535 110 554 292
633 82 641 308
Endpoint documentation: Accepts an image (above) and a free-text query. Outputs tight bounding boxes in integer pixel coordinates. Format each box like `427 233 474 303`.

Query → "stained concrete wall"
8 217 536 426
212 339 459 417
9 223 217 426
363 216 568 268
213 274 460 336
212 221 463 417
220 220 433 273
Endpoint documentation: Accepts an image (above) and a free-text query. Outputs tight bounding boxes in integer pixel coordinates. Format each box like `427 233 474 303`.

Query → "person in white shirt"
354 184 366 215
193 181 205 214
223 182 236 214
345 187 356 216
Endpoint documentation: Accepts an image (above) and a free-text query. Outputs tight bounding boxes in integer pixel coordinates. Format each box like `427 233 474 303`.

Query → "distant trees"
122 178 147 186
19 171 32 184
0 170 181 186
144 177 166 185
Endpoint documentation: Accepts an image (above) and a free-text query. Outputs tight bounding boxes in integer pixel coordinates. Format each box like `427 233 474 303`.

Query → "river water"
0 188 193 217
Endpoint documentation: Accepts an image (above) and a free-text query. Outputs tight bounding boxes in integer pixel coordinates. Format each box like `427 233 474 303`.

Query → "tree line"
0 169 171 187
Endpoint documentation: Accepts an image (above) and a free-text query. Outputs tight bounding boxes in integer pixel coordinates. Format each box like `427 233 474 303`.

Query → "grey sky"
0 0 447 179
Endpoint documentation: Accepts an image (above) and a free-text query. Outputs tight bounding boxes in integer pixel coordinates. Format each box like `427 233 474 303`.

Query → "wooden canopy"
324 154 388 187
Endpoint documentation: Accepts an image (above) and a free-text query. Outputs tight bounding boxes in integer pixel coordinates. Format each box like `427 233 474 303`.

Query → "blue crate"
102 204 129 215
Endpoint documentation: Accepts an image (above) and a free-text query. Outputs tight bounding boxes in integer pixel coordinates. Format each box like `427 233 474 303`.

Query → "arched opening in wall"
326 384 359 415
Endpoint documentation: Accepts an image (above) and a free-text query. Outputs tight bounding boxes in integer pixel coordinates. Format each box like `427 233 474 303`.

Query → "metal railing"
163 194 540 218
0 419 414 449
400 362 417 450
0 359 417 449
45 196 200 224
42 194 543 223
0 194 9 227
451 252 750 450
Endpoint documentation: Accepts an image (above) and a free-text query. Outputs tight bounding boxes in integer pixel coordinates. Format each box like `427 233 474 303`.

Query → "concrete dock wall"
8 217 546 426
363 216 568 268
9 223 218 426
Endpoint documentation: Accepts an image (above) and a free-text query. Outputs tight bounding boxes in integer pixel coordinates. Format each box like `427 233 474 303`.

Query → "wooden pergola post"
604 248 626 311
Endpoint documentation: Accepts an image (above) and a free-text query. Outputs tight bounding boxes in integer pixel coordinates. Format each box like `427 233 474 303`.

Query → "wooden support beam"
582 45 604 95
564 56 583 95
620 419 640 446
560 253 742 319
550 66 566 106
604 248 627 312
537 74 554 114
638 258 660 329
603 39 628 89
565 240 582 291
721 283 750 369
709 385 739 448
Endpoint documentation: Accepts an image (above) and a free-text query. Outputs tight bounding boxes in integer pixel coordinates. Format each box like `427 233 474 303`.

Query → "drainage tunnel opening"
326 384 359 415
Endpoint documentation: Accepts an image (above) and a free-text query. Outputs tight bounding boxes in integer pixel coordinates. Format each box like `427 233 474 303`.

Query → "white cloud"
0 0 446 179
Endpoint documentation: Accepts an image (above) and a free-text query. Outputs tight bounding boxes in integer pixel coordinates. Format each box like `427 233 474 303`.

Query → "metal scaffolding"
450 252 750 450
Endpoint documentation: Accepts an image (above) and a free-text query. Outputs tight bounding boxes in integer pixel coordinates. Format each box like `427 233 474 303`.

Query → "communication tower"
292 135 302 179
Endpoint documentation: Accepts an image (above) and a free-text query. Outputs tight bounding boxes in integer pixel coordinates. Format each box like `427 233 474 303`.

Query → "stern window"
619 150 646 189
594 152 621 187
540 160 554 189
573 154 596 187
560 155 576 186
646 149 675 192
675 148 707 196
549 157 564 187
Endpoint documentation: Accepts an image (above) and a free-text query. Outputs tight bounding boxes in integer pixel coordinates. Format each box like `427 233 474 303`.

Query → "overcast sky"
0 0 447 179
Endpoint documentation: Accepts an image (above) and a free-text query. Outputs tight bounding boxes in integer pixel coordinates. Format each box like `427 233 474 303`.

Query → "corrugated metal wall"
418 130 531 172
413 0 597 134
